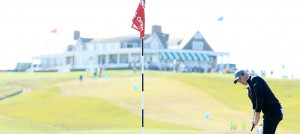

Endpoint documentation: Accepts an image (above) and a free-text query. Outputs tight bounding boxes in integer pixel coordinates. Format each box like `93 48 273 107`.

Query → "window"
121 43 126 48
76 45 81 51
98 55 106 65
67 45 73 51
126 43 140 48
66 56 73 65
127 43 133 48
134 43 140 48
120 54 128 63
144 43 150 48
87 44 95 51
152 39 158 49
109 54 117 64
89 56 93 61
110 44 116 49
192 41 203 50
144 55 152 62
131 54 140 62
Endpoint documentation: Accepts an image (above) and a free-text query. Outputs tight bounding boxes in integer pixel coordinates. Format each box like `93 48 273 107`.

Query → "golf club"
249 124 254 134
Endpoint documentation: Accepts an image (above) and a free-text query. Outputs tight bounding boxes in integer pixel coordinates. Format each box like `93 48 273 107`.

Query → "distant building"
33 25 229 72
15 62 32 72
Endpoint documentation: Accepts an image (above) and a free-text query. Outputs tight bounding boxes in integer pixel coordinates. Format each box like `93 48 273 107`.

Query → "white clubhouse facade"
33 25 229 72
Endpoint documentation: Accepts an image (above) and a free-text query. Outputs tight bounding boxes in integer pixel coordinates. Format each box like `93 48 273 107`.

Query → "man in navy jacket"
234 70 284 134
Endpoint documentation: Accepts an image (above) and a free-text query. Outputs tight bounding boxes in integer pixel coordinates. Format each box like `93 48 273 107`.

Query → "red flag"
50 29 57 33
131 0 145 39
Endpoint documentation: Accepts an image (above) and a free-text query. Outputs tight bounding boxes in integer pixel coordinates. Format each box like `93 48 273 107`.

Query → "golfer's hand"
252 112 260 127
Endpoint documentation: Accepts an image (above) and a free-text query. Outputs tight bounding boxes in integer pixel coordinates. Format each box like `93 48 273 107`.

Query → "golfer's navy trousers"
263 108 283 134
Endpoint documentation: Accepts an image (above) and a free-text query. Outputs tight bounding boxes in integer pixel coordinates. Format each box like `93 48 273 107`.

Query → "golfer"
234 70 284 134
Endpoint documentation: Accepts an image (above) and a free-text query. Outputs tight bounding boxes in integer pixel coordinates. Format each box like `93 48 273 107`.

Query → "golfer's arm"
255 112 260 117
254 78 264 112
256 97 263 112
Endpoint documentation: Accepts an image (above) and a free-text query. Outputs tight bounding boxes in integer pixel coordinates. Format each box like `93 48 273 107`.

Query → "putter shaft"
249 124 254 134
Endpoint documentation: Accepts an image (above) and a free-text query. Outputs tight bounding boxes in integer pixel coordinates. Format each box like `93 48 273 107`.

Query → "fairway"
0 71 299 134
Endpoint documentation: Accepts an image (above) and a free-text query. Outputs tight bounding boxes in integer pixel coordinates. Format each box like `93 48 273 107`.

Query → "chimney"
74 30 80 40
152 25 161 34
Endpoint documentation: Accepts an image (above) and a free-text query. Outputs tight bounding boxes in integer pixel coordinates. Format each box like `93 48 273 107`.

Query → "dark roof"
80 38 93 43
144 35 153 45
153 32 169 48
180 31 214 51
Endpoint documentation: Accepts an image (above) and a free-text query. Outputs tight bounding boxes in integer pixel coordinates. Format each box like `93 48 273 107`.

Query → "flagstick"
141 37 144 134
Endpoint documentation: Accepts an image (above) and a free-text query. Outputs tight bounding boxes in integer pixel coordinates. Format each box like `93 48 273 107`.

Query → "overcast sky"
0 0 300 78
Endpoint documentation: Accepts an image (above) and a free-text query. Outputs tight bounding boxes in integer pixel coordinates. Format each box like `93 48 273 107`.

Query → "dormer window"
192 41 203 50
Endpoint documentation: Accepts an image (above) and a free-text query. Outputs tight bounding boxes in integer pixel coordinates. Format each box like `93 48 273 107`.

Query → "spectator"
144 62 149 70
99 65 102 77
102 65 106 75
163 62 167 71
132 62 136 73
169 62 173 71
242 121 246 130
86 68 89 77
233 122 237 130
271 70 273 77
93 68 97 78
79 74 83 82
230 122 234 131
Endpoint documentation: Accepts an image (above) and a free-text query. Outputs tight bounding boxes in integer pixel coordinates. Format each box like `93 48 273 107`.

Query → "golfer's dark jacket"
246 76 281 114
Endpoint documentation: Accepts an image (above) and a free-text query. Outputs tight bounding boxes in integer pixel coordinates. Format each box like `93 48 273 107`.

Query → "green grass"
0 71 299 133
167 73 251 112
166 72 300 132
0 72 82 90
0 82 197 133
